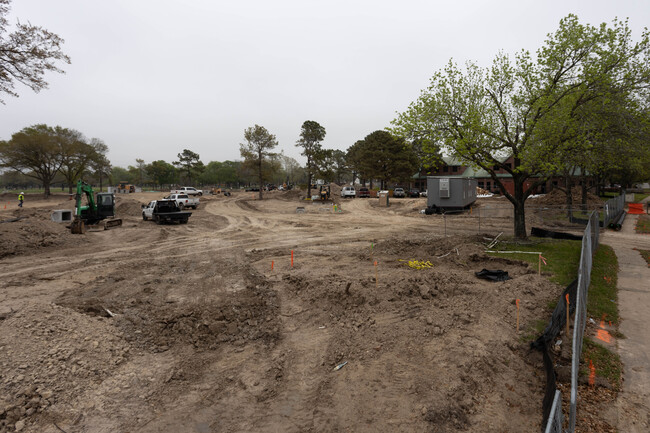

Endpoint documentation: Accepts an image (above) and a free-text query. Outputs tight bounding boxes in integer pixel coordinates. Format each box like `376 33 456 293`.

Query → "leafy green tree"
280 155 304 186
109 166 132 185
89 138 111 192
296 120 326 196
330 149 349 184
174 149 203 185
135 158 146 186
200 161 222 185
240 124 278 199
57 127 96 193
217 160 242 187
346 140 372 186
312 148 336 182
391 15 650 238
0 124 63 196
145 160 176 188
0 0 70 103
357 131 418 189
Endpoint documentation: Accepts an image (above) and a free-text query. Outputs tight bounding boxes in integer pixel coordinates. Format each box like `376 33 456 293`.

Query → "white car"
341 186 356 198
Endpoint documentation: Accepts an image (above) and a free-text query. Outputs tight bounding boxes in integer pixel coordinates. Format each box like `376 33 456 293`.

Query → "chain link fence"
540 210 599 432
544 390 564 433
425 195 615 432
432 201 607 237
602 193 626 228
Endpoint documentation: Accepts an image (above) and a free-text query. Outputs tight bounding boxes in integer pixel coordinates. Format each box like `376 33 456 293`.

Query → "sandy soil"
0 190 573 432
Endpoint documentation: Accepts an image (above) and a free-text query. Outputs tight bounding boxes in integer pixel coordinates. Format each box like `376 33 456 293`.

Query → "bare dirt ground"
0 190 573 432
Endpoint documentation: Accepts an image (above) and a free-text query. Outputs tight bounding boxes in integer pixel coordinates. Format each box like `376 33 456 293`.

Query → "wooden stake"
291 250 294 268
516 299 520 332
538 254 541 275
565 294 570 336
374 260 378 288
271 260 274 271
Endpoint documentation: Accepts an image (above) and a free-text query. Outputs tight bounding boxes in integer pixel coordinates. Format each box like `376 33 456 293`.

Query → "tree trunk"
512 177 527 239
44 181 51 198
307 159 312 198
564 175 573 218
99 172 103 192
68 183 74 194
258 158 263 200
580 176 588 211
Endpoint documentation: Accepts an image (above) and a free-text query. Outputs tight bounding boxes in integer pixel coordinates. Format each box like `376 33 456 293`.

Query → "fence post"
444 213 447 237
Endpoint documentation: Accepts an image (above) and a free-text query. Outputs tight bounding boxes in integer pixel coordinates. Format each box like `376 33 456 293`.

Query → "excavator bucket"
71 218 86 234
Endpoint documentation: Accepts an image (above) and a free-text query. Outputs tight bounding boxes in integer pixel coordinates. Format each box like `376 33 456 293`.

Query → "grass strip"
581 337 623 390
587 244 619 324
636 249 650 266
635 214 650 234
491 237 623 387
633 193 649 202
487 238 582 286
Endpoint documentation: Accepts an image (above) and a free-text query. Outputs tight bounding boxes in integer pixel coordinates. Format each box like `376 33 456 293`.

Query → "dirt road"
1 191 569 432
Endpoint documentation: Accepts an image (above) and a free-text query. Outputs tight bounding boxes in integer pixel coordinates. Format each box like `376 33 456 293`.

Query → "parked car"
408 188 420 198
357 187 370 198
420 190 428 197
393 188 406 198
341 186 356 198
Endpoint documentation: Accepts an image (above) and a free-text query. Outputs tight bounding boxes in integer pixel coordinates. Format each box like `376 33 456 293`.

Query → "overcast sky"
2 0 649 168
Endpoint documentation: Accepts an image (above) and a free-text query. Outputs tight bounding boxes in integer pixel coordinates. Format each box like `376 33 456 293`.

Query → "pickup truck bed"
142 200 192 224
152 211 192 224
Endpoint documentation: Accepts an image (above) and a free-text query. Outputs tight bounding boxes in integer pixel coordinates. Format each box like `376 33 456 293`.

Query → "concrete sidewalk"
601 202 650 432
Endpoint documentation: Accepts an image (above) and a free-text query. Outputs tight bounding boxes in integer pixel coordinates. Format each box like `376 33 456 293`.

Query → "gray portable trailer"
426 176 477 211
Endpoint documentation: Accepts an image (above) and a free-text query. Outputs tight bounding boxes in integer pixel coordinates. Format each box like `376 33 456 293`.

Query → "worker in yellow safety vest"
18 192 24 207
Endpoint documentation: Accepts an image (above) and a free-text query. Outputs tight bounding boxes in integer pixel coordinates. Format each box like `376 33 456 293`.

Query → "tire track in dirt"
250 284 332 432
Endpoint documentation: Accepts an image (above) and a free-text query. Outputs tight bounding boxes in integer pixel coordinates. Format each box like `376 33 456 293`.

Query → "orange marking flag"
595 319 612 344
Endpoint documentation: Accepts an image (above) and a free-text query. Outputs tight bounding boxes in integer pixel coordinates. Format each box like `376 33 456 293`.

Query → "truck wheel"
198 192 203 196
142 212 148 221
178 203 184 210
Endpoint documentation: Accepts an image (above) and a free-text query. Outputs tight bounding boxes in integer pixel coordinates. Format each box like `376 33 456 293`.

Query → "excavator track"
103 219 123 229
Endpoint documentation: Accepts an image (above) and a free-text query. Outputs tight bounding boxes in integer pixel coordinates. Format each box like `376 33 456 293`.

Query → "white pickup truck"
171 186 203 196
164 193 199 209
142 200 192 224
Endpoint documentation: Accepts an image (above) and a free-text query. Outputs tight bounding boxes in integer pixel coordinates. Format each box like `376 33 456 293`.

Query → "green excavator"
71 180 122 234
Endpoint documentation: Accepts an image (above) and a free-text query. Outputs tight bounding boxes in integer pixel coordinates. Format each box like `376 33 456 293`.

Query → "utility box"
51 209 73 223
427 177 477 210
378 191 390 207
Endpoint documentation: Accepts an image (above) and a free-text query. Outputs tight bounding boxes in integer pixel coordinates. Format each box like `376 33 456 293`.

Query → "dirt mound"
115 196 147 217
535 187 601 207
276 188 303 201
0 303 130 432
115 287 280 350
0 210 79 259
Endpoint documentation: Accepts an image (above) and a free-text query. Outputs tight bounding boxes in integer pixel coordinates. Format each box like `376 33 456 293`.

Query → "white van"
341 186 356 198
